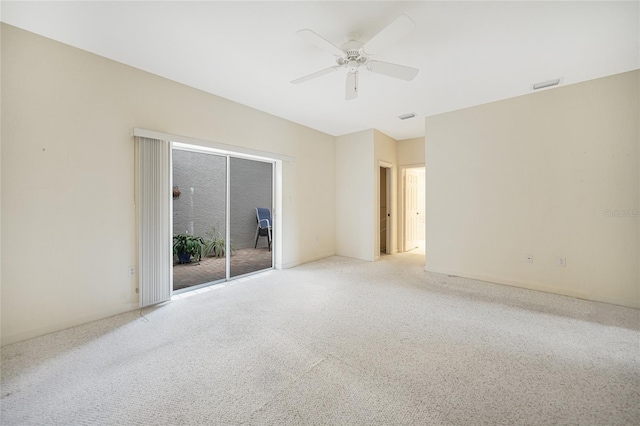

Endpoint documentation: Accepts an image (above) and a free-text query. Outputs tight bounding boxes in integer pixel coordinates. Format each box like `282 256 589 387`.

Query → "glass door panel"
229 157 273 278
172 149 227 291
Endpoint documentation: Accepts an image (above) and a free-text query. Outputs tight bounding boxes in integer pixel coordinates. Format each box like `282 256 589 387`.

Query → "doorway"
379 165 391 255
402 167 425 254
171 145 274 292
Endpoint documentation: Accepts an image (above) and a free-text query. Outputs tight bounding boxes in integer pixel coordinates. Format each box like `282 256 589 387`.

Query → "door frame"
376 161 393 260
398 164 425 253
171 142 278 294
133 128 289 305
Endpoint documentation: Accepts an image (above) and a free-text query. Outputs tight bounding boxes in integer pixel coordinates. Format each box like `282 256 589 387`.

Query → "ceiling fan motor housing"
336 56 367 70
292 15 418 99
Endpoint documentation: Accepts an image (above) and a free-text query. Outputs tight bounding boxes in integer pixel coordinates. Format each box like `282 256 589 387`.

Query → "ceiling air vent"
398 112 416 120
532 78 561 90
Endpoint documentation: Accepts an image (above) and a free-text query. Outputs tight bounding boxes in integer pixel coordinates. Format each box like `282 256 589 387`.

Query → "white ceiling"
2 1 638 140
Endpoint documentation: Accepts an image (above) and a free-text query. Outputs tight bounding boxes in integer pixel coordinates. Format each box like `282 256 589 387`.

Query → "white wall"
374 130 398 257
335 130 375 261
425 70 639 309
1 24 336 344
398 137 425 167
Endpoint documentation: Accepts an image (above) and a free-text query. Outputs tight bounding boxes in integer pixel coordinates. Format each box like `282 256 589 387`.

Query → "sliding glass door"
171 146 273 292
172 149 227 291
229 157 274 278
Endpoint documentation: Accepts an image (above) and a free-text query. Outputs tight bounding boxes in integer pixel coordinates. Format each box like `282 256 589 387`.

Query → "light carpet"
1 253 639 425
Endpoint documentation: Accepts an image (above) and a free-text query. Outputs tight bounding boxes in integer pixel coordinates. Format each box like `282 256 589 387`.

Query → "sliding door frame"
133 128 290 304
171 142 276 291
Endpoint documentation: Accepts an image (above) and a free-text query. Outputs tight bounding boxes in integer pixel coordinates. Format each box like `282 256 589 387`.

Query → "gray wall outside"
173 150 272 250
230 157 273 250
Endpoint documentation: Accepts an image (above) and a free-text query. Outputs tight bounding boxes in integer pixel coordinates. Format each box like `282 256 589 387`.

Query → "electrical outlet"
558 257 566 267
525 254 533 263
128 266 136 277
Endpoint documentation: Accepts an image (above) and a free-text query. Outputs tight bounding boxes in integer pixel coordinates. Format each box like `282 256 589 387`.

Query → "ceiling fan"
291 15 419 100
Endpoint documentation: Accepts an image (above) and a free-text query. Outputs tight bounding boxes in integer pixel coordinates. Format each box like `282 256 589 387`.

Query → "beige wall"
335 129 400 261
425 70 639 308
335 130 375 261
1 24 336 344
398 137 425 167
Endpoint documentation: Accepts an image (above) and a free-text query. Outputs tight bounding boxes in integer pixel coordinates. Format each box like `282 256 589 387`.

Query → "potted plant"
173 233 204 264
203 227 233 258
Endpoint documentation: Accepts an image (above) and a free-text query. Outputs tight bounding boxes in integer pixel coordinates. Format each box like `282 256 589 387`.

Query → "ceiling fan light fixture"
291 14 419 99
398 112 416 120
532 78 561 90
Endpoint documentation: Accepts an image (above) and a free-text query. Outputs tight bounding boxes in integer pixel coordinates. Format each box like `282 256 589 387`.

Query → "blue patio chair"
254 207 272 251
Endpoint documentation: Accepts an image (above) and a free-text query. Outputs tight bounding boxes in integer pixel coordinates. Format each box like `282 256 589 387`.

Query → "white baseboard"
1 302 140 346
424 267 640 310
281 252 336 269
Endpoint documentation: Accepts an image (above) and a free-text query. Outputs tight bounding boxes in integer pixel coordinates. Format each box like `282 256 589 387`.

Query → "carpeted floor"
1 253 639 425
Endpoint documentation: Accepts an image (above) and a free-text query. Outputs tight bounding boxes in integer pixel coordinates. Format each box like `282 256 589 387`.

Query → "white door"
405 169 420 251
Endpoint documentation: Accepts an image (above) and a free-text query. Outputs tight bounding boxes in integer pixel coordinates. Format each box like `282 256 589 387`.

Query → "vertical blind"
137 137 172 307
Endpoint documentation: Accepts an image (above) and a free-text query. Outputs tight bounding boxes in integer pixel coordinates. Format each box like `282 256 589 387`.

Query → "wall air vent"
532 78 561 90
398 112 416 120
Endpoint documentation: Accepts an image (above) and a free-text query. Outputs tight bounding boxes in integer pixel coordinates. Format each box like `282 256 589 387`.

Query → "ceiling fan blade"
296 29 345 57
360 15 415 56
291 66 340 84
345 71 358 100
367 60 419 81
